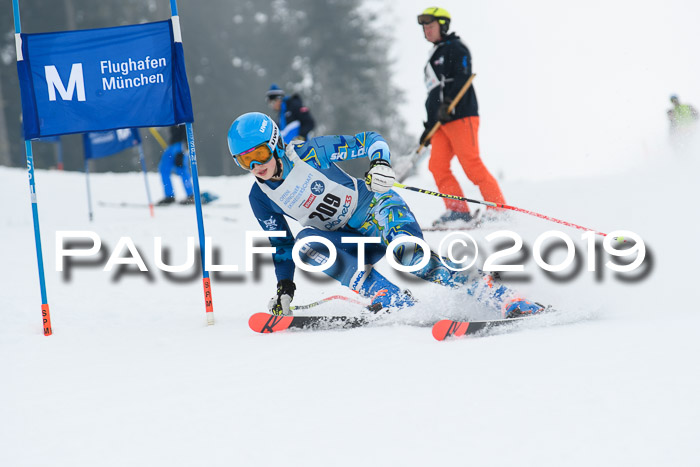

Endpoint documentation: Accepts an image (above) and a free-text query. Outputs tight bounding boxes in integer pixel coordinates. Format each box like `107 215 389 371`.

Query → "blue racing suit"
159 141 194 198
249 132 513 312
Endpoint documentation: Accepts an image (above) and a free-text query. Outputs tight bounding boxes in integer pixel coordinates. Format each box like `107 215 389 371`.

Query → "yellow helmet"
417 7 451 34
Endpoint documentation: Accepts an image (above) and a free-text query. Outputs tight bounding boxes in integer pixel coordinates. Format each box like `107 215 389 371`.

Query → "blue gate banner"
83 128 141 160
17 20 193 140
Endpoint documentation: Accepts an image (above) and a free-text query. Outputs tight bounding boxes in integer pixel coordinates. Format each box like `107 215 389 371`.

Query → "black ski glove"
268 279 296 316
437 97 455 123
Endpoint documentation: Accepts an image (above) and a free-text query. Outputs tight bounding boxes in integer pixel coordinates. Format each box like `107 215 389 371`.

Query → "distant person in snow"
667 94 698 133
667 94 699 153
266 84 316 143
157 125 194 205
418 7 505 227
226 111 546 318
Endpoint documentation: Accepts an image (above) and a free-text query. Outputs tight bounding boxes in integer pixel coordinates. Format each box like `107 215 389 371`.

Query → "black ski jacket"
283 94 315 141
424 32 478 127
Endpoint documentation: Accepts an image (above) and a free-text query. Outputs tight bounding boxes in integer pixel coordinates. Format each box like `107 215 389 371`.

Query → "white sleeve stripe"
368 141 390 161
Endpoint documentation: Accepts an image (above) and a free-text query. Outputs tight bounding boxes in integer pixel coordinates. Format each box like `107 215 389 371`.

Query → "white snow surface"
1 140 699 466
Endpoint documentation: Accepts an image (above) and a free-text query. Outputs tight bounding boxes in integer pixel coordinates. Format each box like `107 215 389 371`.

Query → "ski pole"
148 127 168 150
291 295 368 311
393 182 609 237
417 73 476 153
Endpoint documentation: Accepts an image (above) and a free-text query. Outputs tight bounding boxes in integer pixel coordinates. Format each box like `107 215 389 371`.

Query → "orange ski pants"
428 116 505 212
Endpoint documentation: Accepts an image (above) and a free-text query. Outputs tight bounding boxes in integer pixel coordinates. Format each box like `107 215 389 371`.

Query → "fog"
386 0 700 179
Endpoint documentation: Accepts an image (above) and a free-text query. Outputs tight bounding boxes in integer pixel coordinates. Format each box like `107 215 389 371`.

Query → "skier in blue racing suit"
157 125 194 205
228 112 544 317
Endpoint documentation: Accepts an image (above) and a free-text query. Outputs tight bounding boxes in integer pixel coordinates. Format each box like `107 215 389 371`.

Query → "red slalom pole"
494 204 607 237
393 183 608 237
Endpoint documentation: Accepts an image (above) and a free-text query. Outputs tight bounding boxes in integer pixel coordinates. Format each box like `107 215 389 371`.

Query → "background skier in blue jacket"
266 84 316 143
227 112 544 317
157 125 194 205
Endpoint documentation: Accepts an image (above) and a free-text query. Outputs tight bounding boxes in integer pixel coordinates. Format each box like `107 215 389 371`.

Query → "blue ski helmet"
227 112 284 169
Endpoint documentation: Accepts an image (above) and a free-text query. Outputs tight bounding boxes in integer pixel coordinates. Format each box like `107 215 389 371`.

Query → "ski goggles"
234 144 274 170
417 14 437 25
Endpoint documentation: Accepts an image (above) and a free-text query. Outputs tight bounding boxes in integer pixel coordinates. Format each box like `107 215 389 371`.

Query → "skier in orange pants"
418 7 505 226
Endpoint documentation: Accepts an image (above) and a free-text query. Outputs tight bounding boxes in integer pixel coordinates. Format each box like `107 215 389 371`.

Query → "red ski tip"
432 319 470 341
248 313 294 334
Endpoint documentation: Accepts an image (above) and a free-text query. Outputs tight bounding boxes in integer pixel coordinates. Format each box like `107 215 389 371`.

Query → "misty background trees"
0 0 409 177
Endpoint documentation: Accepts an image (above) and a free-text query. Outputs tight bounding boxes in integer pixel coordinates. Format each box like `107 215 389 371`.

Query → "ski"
98 199 237 209
420 222 482 232
251 305 553 338
432 316 537 341
99 201 163 208
421 213 515 232
248 312 374 333
421 209 483 232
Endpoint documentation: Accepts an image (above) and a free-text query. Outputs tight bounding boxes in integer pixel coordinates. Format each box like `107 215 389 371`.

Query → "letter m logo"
44 64 86 102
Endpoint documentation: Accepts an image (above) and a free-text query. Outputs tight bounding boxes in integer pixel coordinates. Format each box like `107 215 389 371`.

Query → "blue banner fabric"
18 20 193 140
37 135 61 143
83 129 141 160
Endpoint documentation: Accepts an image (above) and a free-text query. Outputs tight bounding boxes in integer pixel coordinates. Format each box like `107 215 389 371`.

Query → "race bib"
424 59 440 92
257 147 358 230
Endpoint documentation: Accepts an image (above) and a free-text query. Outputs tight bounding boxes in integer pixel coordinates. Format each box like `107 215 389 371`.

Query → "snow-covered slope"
1 137 698 466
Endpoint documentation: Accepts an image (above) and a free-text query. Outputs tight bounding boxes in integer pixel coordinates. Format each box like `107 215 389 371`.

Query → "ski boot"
179 195 195 205
367 289 415 313
503 298 546 319
200 191 219 204
432 209 474 227
480 209 511 225
156 196 176 206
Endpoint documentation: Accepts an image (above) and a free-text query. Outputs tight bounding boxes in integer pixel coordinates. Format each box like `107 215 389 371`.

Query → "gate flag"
13 0 214 334
17 20 193 139
83 128 141 159
82 128 153 221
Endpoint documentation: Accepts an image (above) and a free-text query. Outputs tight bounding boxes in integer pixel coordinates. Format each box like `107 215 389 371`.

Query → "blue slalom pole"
56 138 64 170
185 123 214 325
137 143 155 217
12 0 20 32
27 142 52 335
170 0 214 325
26 142 48 304
14 0 52 336
84 158 94 221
